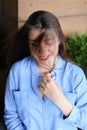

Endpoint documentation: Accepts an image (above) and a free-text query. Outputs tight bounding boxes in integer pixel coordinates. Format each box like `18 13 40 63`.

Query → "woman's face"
28 28 60 71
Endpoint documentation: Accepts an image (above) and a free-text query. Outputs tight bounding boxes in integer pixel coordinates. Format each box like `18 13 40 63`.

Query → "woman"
4 10 87 130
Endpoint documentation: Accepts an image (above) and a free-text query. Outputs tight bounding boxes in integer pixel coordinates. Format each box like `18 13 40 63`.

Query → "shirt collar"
52 55 66 70
30 55 66 75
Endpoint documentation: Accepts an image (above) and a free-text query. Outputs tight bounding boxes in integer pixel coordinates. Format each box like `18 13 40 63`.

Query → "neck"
37 56 58 74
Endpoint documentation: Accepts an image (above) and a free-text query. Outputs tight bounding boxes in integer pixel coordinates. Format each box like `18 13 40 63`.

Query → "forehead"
28 28 41 40
28 28 58 40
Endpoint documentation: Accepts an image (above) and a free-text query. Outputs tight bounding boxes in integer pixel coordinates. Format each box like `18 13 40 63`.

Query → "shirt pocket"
64 92 77 105
13 91 31 125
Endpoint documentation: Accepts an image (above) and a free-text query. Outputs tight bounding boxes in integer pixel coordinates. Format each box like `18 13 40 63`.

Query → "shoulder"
9 56 32 74
58 56 86 82
57 56 84 75
66 60 84 75
65 60 87 83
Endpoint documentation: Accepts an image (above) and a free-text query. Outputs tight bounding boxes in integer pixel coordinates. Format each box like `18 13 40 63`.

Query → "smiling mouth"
39 54 51 61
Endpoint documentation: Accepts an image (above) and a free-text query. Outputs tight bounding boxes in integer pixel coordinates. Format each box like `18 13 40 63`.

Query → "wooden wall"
1 0 18 34
18 0 87 35
0 0 18 118
1 0 87 35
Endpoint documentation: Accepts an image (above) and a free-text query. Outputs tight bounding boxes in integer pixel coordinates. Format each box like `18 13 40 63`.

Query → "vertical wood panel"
0 0 1 29
2 0 18 34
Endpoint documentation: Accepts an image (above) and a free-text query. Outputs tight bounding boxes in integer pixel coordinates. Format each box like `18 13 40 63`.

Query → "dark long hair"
6 10 67 68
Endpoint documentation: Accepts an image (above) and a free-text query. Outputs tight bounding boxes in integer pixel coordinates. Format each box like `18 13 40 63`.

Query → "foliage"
67 31 87 77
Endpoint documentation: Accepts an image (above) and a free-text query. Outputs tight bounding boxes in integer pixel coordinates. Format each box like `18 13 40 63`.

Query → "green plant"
67 31 87 77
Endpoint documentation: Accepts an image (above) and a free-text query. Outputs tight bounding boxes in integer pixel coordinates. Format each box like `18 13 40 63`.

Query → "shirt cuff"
66 105 79 124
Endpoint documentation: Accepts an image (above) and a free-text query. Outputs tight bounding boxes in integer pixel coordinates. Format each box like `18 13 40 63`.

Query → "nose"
39 41 46 52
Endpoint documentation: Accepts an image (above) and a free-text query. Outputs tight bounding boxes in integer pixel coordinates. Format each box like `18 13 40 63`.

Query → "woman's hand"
40 73 62 102
39 73 73 116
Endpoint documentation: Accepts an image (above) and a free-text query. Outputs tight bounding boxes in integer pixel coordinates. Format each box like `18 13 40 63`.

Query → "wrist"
54 93 73 116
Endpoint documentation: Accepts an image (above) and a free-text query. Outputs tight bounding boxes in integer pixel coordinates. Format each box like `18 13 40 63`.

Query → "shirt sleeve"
65 68 87 130
4 64 25 130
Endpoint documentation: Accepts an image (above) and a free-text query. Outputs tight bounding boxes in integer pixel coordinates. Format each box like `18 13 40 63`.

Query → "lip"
39 54 51 61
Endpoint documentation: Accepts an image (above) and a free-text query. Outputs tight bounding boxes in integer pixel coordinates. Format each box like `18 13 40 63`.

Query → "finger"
40 79 47 89
46 73 51 77
45 73 52 82
39 82 44 89
51 76 55 80
46 73 55 81
44 91 46 95
39 85 44 92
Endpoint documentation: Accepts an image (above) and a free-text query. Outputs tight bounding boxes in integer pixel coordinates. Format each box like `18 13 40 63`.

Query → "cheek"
49 44 59 55
55 45 59 53
30 46 35 55
30 46 38 57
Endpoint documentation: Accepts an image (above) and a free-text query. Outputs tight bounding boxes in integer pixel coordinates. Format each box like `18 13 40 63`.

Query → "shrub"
67 31 87 77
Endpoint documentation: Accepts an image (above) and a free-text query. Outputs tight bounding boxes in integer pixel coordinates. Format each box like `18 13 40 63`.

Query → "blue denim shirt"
4 56 87 130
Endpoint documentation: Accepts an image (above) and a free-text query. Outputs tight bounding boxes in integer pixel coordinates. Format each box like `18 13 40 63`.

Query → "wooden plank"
59 15 87 35
18 0 87 20
2 0 17 17
2 0 18 33
18 15 87 35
